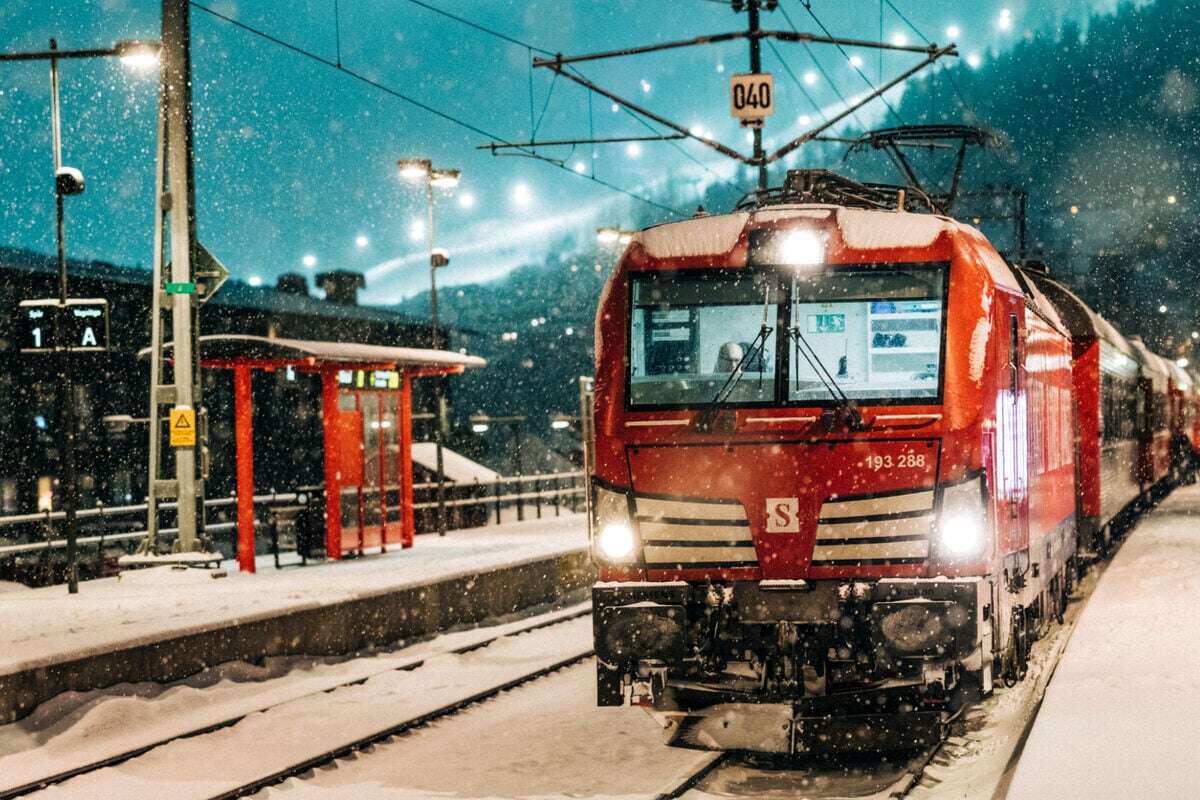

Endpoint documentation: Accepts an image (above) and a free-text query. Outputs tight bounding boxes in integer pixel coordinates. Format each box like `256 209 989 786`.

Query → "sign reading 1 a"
17 298 110 353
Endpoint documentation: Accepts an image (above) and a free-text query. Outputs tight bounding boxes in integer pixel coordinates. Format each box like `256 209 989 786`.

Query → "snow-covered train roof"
1025 272 1135 357
633 205 1023 292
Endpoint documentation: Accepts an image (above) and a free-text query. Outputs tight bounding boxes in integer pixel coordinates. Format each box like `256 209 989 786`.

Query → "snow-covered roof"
636 213 749 259
143 335 486 370
411 443 500 483
1026 272 1134 356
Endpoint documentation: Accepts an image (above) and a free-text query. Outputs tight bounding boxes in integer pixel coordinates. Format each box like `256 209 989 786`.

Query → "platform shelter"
161 334 485 572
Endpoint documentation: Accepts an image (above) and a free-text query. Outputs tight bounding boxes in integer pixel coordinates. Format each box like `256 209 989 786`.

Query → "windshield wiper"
694 286 774 432
788 325 867 431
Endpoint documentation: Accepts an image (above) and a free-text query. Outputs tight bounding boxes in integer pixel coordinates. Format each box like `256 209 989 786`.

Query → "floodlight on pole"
114 39 161 69
398 158 432 181
430 169 460 188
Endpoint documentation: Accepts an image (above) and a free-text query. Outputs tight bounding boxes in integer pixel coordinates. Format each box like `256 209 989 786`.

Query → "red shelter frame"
161 335 485 573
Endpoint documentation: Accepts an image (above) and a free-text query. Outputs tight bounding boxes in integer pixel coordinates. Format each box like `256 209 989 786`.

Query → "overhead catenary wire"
791 0 906 126
187 2 685 216
881 0 978 120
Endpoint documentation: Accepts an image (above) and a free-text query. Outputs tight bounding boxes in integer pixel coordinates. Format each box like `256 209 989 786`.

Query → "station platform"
0 515 588 724
1005 485 1200 799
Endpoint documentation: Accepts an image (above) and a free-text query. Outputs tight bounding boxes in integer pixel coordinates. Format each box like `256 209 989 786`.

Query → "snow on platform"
1005 485 1200 799
0 514 586 678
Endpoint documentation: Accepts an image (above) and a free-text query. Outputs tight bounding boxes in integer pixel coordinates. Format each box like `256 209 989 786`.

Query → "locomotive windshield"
789 264 947 403
627 263 946 408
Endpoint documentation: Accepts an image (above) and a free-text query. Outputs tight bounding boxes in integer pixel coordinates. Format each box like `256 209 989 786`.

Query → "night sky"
1 0 1124 303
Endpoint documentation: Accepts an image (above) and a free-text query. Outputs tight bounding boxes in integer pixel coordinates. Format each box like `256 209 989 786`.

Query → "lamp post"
398 158 460 536
2 37 159 593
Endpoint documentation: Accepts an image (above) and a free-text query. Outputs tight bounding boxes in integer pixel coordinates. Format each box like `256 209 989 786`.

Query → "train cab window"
788 264 947 403
628 272 780 407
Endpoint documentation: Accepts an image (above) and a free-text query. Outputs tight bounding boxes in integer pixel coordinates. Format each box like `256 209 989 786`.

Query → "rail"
0 472 586 560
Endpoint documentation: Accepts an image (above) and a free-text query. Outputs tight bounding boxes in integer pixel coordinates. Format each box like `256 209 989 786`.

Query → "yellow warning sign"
169 407 196 447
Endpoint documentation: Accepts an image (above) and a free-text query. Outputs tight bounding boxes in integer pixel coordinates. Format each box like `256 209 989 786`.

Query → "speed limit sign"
730 73 774 126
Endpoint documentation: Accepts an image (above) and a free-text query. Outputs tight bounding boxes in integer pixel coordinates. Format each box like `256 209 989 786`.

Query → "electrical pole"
745 0 768 191
426 180 448 537
142 0 209 557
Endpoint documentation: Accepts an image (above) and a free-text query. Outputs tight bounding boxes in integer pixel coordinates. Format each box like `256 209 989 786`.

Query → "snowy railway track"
0 604 592 800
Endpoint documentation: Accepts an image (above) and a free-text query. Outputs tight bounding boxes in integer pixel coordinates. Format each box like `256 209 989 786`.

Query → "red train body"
588 179 1187 753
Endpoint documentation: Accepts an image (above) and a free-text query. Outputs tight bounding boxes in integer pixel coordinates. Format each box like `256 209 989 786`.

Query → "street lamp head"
55 166 85 196
430 169 460 189
596 227 621 244
431 248 450 268
114 39 160 69
398 158 432 181
550 413 573 430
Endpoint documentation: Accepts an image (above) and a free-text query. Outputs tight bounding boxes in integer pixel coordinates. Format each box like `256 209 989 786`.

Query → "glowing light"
458 191 476 209
778 229 824 267
966 53 982 68
597 228 620 244
565 326 574 336
1159 304 1169 313
798 114 812 125
512 182 532 207
398 159 430 180
301 254 317 268
551 418 571 430
597 523 636 561
640 79 652 93
573 160 587 173
1178 358 1190 368
1191 331 1199 340
430 169 460 188
715 62 726 74
946 24 961 39
745 130 755 144
997 8 1012 31
891 32 908 47
248 275 263 287
848 55 863 69
355 234 369 248
409 219 425 241
1070 205 1079 215
940 513 984 556
1167 194 1178 204
610 102 620 113
115 40 160 70
471 422 489 433
803 70 818 86
625 142 642 158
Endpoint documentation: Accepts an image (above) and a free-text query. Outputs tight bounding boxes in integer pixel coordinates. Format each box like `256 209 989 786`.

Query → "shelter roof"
143 334 486 371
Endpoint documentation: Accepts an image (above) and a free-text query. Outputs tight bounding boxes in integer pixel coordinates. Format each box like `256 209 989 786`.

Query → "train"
586 169 1198 754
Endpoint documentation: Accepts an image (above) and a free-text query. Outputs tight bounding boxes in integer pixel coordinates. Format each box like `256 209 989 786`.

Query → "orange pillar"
321 369 343 559
234 365 256 573
400 373 415 548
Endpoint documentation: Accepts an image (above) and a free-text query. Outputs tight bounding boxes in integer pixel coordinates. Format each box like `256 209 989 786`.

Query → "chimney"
275 272 310 296
316 270 366 306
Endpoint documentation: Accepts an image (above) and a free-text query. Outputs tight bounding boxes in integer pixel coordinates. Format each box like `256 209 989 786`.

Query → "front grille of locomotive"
634 495 759 569
813 489 935 566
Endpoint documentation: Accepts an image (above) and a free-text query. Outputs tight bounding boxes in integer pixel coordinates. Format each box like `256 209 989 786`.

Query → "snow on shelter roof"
411 443 500 483
141 335 486 370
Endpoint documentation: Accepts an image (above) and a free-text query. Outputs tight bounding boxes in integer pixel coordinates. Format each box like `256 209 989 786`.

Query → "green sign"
165 282 196 294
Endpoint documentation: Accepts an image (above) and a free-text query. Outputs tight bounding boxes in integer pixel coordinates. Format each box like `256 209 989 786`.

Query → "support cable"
189 2 685 216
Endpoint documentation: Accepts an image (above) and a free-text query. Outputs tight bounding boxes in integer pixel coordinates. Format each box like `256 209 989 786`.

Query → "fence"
0 471 587 564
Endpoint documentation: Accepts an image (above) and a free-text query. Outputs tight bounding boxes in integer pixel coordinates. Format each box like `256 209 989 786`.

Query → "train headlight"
597 523 637 561
748 227 826 269
934 476 990 562
592 484 640 565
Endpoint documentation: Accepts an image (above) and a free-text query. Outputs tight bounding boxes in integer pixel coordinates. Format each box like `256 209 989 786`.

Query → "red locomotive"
588 170 1187 753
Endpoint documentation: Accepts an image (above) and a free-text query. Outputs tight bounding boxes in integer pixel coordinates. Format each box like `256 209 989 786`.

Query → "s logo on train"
586 169 1198 754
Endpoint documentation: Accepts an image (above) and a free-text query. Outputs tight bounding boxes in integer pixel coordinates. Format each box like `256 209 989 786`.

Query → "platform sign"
730 73 774 126
169 406 197 447
18 298 109 352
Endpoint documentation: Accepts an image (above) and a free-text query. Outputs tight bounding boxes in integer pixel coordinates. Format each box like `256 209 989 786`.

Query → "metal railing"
0 472 587 560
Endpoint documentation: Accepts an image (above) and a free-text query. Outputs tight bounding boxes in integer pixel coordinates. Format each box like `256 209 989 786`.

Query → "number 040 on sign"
729 73 774 124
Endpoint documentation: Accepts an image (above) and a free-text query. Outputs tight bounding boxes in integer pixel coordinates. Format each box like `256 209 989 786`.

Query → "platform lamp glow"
398 158 460 536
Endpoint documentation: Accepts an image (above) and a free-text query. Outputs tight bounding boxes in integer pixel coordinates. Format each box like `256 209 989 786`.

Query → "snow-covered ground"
1004 485 1200 799
20 613 595 799
0 514 585 676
